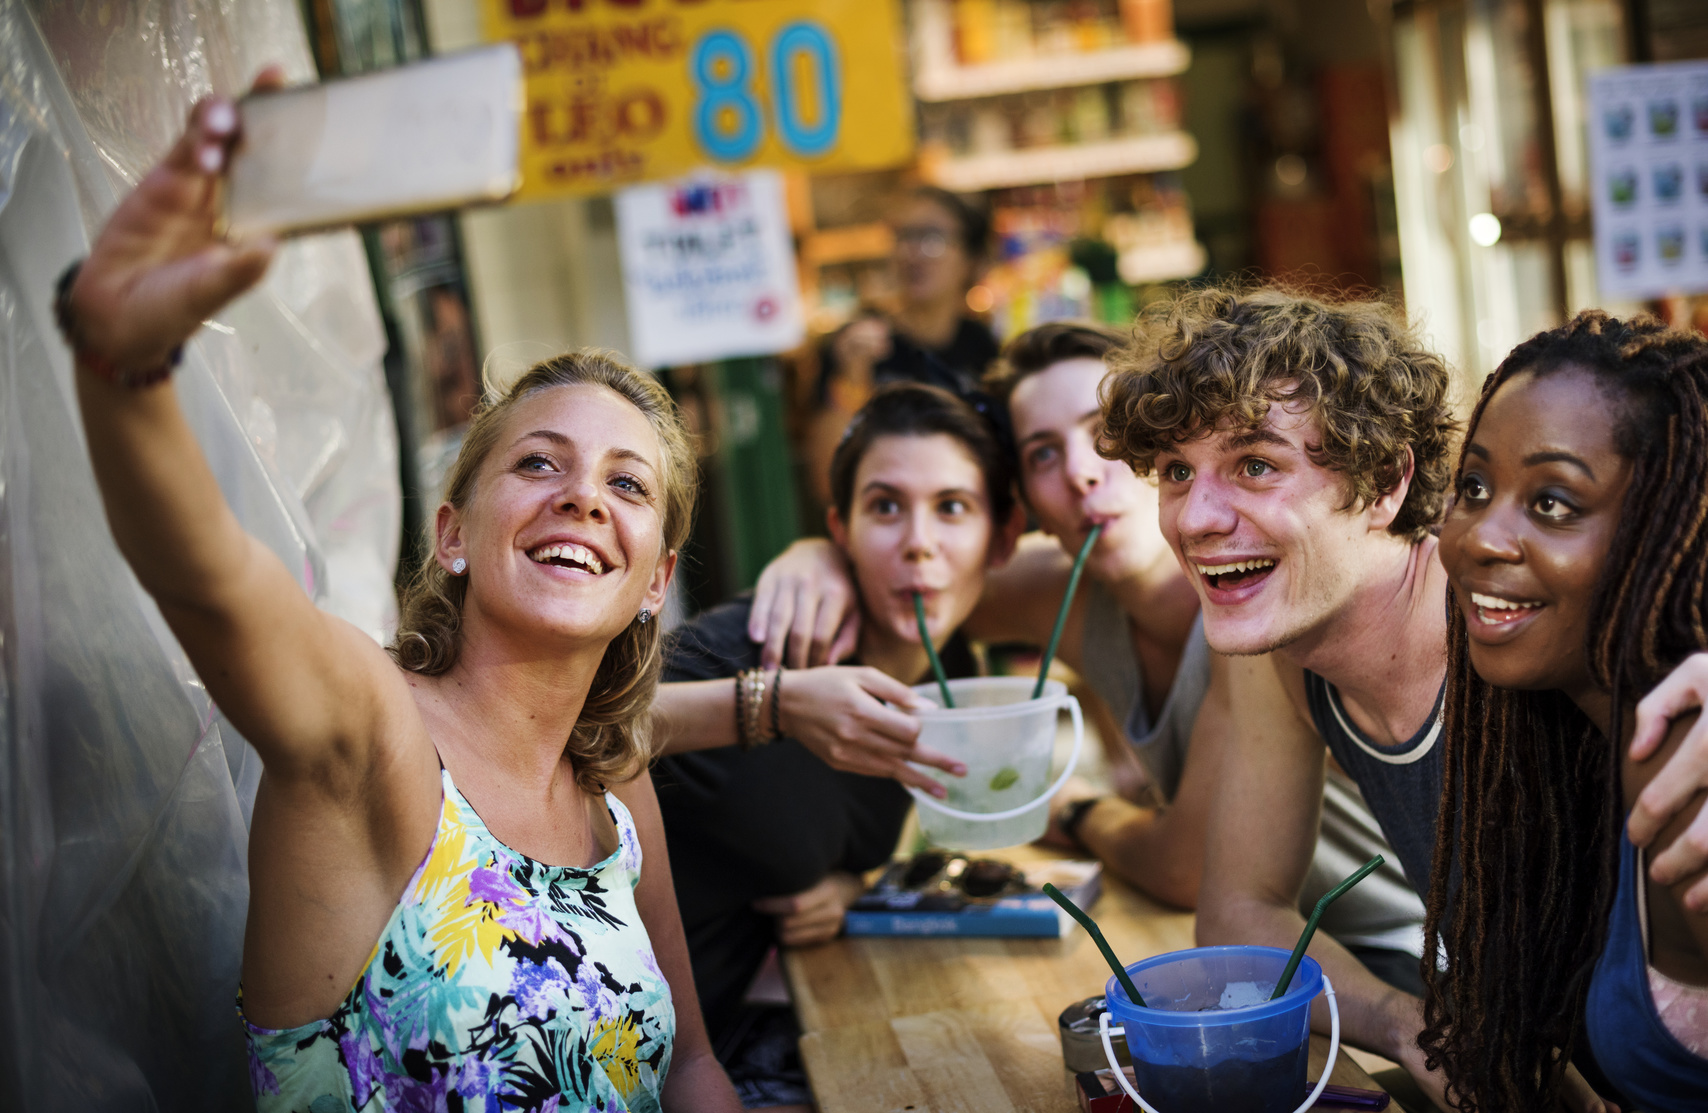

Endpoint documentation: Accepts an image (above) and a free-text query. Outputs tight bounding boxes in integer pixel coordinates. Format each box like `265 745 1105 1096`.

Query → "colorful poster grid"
1588 60 1708 299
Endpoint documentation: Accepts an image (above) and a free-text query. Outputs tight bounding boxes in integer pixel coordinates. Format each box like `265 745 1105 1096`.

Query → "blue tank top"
1585 831 1708 1111
1303 672 1445 897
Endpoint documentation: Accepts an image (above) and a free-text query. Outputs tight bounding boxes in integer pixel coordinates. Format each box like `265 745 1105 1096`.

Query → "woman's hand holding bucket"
775 665 966 797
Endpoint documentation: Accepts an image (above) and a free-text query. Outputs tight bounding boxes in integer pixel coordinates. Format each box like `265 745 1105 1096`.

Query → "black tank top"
1303 672 1446 897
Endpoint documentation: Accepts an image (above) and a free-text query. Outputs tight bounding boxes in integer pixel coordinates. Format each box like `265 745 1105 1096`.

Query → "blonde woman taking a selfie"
55 85 740 1112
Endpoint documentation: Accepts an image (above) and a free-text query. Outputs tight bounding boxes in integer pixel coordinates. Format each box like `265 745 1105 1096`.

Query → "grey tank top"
1079 580 1426 956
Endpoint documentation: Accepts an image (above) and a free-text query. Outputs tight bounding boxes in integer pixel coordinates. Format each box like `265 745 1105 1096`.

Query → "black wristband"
769 666 784 740
53 259 182 388
1057 796 1105 849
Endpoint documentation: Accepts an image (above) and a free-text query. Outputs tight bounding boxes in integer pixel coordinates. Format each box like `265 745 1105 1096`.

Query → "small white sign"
1587 60 1708 299
614 169 804 368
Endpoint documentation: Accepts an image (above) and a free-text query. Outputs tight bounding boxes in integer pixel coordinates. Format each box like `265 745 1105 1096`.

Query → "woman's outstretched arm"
68 87 410 775
652 669 962 793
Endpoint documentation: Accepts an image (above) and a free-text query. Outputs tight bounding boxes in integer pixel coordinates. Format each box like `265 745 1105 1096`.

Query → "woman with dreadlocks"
1429 310 1708 1113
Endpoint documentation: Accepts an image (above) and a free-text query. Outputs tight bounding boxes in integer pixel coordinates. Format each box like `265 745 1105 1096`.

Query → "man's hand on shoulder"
748 538 859 669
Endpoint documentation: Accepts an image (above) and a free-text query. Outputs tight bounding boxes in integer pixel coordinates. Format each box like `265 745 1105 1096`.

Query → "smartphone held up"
223 45 523 239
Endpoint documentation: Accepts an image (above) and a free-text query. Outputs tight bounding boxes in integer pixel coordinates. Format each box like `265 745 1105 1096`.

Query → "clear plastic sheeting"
0 1 401 1109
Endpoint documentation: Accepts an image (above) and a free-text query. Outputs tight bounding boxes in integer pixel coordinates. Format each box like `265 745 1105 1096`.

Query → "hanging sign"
1587 60 1708 298
615 169 804 367
483 0 914 199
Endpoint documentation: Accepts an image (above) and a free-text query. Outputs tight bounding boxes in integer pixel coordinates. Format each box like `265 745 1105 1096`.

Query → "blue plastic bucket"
1098 945 1339 1113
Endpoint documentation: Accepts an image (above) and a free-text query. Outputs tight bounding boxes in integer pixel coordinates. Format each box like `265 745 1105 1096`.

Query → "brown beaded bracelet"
736 668 773 750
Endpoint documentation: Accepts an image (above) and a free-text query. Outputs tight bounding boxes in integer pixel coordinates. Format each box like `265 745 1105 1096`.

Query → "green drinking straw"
914 591 955 708
1043 882 1147 1008
1033 524 1103 699
1271 854 1386 999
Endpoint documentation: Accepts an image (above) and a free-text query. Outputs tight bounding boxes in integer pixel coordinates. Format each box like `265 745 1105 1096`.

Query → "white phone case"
224 45 523 239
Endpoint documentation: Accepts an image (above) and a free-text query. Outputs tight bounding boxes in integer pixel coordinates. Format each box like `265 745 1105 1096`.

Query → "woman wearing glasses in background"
803 188 1000 507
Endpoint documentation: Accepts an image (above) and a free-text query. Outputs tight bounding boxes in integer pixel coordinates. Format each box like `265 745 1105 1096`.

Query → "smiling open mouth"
529 543 604 575
1194 558 1276 591
1470 591 1540 625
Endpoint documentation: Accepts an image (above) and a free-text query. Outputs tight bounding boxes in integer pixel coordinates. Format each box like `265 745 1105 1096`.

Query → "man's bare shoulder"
1004 531 1074 579
1225 652 1317 735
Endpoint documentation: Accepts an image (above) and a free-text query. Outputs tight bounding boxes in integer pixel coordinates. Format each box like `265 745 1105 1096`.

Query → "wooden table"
783 849 1388 1112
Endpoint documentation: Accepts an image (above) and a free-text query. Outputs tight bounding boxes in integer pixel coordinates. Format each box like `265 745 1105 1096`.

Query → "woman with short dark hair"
751 310 1426 987
650 382 1021 1111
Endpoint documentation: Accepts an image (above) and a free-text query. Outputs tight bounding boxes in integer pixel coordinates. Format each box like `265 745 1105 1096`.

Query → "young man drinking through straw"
745 322 1427 984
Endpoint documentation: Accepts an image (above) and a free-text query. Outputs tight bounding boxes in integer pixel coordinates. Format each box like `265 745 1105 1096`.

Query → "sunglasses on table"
850 853 1028 913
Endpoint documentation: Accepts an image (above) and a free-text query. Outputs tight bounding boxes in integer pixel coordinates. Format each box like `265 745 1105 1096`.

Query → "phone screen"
225 45 522 239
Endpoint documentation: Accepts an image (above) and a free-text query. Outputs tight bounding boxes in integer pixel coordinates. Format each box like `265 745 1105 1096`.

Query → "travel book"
844 855 1102 939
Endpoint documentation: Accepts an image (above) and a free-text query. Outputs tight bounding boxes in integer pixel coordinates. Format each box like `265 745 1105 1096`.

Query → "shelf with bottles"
917 40 1190 101
974 175 1203 337
919 75 1193 190
925 132 1195 191
912 0 1181 102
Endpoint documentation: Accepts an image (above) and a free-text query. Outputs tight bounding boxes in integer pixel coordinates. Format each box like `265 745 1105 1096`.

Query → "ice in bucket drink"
1100 945 1339 1113
908 676 1083 851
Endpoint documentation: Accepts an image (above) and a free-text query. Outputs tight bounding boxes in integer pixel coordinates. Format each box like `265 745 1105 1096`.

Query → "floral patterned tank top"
242 768 675 1112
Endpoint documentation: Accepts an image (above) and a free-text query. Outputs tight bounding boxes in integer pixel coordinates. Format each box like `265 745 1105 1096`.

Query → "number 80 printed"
691 22 842 161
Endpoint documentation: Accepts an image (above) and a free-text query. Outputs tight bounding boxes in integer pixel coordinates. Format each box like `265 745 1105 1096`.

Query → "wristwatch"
1056 796 1105 850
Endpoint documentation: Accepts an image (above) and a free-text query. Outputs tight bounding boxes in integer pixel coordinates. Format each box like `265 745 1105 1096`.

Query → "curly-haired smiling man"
1099 285 1708 1112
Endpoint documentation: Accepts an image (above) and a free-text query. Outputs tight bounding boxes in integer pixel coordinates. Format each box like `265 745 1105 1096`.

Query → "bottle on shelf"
1118 0 1172 43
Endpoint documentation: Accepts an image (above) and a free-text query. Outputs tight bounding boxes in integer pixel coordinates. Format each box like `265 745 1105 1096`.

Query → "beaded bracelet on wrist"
736 668 754 748
736 668 772 750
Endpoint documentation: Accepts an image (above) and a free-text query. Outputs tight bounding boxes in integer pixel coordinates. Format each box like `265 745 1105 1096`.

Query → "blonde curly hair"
1100 284 1459 542
388 350 697 791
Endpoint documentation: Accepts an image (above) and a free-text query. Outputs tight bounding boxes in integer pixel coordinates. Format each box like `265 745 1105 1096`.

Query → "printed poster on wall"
615 169 804 368
483 0 914 199
1587 60 1708 298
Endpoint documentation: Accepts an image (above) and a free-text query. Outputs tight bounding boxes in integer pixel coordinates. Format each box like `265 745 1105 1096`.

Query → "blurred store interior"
26 0 1708 624
2 1 1706 1101
326 0 1706 620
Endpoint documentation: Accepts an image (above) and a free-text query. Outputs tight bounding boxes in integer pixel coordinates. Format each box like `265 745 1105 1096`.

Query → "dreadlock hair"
1420 310 1708 1112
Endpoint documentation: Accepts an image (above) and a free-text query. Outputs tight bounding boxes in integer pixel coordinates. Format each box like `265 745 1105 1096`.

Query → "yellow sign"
484 0 916 199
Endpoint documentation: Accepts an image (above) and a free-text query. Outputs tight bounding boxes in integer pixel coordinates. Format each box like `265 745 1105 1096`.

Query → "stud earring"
451 557 467 575
637 609 652 625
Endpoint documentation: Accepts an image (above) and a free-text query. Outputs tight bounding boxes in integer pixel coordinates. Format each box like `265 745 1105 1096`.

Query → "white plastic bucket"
907 676 1084 850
